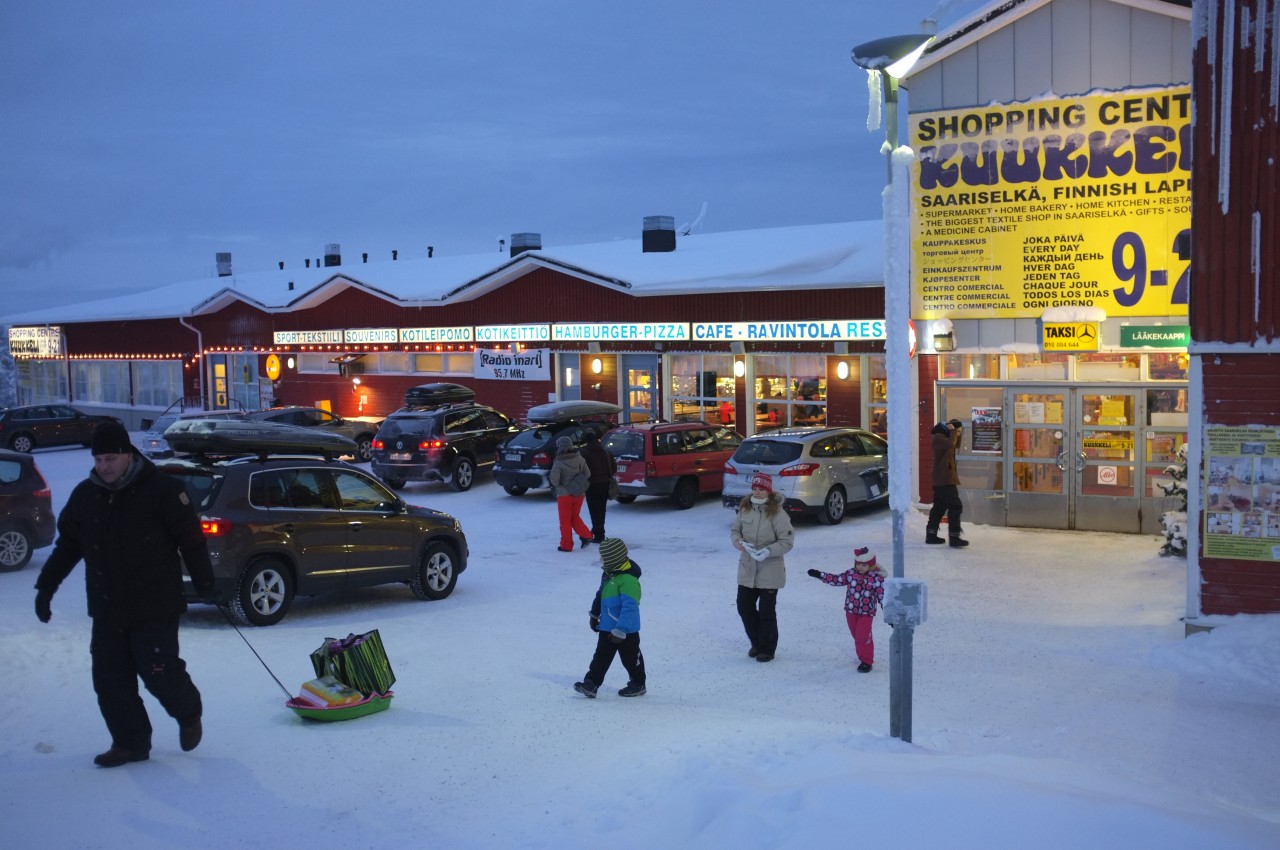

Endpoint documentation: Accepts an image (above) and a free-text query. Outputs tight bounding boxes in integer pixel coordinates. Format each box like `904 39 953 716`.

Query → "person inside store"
33 421 215 768
926 418 969 548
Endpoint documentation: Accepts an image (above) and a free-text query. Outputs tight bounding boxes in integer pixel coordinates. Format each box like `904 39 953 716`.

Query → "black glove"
609 628 626 645
806 569 821 578
35 589 53 623
589 616 600 633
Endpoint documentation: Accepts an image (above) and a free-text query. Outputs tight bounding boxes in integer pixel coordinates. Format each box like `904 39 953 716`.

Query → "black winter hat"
91 421 132 456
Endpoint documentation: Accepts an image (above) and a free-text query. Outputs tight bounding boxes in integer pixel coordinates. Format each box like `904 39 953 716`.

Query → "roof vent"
324 243 341 267
642 216 676 253
215 252 233 277
510 232 542 257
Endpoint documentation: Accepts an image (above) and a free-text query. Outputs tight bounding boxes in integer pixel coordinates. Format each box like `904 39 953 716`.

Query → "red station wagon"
604 421 742 510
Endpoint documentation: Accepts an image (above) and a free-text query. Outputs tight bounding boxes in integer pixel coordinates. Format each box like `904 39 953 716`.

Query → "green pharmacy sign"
1120 326 1190 348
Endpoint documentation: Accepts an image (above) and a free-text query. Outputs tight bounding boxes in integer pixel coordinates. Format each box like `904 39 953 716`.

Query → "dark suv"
604 421 742 509
370 402 518 491
159 453 469 626
493 400 620 496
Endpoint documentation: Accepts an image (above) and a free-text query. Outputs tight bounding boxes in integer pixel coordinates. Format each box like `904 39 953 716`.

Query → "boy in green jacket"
574 538 646 698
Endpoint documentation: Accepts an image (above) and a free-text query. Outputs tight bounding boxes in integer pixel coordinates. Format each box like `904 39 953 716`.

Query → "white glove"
750 545 770 562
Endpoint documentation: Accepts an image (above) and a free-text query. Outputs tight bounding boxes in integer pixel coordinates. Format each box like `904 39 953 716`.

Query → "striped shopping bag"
310 630 396 696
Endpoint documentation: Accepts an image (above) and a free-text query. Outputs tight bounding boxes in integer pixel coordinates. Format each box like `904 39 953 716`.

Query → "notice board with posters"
909 86 1190 321
1203 426 1280 562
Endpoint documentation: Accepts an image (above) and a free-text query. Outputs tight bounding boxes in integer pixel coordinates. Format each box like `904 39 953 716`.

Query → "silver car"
721 427 889 525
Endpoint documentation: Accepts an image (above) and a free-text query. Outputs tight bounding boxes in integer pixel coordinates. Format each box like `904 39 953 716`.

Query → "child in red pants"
807 546 886 672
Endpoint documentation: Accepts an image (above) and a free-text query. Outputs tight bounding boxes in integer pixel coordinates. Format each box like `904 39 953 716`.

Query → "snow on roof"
1 220 884 326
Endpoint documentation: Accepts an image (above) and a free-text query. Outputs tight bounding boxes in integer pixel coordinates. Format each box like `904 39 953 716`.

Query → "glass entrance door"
1006 387 1141 532
621 354 658 423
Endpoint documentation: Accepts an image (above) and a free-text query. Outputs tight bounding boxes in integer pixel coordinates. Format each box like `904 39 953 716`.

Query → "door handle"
1055 451 1067 471
1076 452 1086 472
348 521 363 531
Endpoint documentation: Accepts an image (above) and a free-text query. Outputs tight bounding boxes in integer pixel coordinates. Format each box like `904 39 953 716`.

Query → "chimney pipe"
288 281 294 290
392 250 398 260
510 232 541 257
215 252 233 277
427 246 434 258
324 243 341 267
642 216 676 253
362 252 368 263
305 258 311 268
278 261 284 270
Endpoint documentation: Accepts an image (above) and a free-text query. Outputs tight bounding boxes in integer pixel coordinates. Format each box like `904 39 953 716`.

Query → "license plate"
616 462 627 472
390 452 412 461
504 453 522 462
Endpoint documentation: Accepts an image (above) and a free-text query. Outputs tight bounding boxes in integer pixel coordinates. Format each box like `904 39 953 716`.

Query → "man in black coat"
580 430 616 544
34 421 216 768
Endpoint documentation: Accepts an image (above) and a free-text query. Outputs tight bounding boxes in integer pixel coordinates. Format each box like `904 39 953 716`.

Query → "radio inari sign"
693 320 885 341
474 348 550 381
910 86 1190 321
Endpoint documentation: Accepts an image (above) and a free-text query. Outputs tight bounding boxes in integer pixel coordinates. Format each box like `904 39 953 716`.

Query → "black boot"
925 528 945 544
949 536 969 548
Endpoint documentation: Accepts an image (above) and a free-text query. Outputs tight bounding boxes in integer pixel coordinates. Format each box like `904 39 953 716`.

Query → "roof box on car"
403 383 475 408
163 418 358 458
526 400 622 424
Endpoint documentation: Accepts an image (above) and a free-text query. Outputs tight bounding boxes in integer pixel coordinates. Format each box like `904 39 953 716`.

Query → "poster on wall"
909 86 1190 321
971 406 1002 452
1203 426 1280 561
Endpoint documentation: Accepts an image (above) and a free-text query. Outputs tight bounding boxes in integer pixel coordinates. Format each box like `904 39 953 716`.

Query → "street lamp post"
851 32 933 743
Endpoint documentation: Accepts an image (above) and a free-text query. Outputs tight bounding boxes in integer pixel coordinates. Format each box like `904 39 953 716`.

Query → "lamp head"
851 33 934 78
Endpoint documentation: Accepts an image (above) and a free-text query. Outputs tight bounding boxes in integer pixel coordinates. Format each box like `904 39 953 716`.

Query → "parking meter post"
884 578 927 743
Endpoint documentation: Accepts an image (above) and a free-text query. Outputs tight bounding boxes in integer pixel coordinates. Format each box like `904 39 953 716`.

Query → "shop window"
669 354 734 425
1007 352 1069 380
1146 388 1188 426
1147 353 1189 381
132 361 183 407
939 353 1000 380
71 360 130 405
754 354 827 431
16 359 68 405
1077 354 1141 382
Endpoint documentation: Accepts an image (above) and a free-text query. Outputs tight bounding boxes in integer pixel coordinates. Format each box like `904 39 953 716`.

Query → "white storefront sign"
691 320 886 341
474 324 552 343
8 325 64 358
552 322 690 341
474 348 550 380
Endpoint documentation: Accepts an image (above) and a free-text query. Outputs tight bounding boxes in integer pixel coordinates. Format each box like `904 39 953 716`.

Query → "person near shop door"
926 418 969 547
33 421 215 768
549 436 594 552
730 472 795 662
580 430 616 544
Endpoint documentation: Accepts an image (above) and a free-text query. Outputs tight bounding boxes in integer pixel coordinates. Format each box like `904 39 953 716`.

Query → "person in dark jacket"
34 421 215 768
926 418 968 547
575 537 645 698
580 430 616 543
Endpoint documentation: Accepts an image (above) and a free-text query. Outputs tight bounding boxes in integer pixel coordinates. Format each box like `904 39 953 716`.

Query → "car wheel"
9 433 34 453
504 484 528 496
354 436 374 463
671 477 699 510
818 486 847 525
0 523 33 571
450 456 476 492
615 494 637 504
410 540 459 600
230 558 294 626
385 476 406 490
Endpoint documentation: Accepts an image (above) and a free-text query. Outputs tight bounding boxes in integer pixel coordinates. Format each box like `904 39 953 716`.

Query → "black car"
493 400 620 496
159 446 469 627
0 404 123 453
0 448 56 570
245 407 381 463
370 402 518 491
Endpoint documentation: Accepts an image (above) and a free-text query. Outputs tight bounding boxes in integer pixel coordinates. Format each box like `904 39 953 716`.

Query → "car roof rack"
393 400 479 414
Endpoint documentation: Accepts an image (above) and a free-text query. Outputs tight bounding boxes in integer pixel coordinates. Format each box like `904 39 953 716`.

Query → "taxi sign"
1042 322 1099 351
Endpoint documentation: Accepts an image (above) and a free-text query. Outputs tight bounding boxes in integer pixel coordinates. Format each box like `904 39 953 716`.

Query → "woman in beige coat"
729 472 795 662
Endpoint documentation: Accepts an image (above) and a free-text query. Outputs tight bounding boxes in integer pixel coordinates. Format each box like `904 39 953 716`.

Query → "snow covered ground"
3 443 1278 849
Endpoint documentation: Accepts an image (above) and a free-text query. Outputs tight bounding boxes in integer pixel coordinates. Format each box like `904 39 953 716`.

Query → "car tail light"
532 451 550 467
646 461 658 477
418 439 445 451
372 438 385 450
779 463 819 477
200 518 232 537
33 488 52 499
724 461 738 475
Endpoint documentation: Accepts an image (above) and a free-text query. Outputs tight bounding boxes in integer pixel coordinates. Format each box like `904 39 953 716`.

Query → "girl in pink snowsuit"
806 546 886 672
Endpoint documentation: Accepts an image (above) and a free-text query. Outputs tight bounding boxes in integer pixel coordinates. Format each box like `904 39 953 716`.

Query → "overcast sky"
1 1 980 313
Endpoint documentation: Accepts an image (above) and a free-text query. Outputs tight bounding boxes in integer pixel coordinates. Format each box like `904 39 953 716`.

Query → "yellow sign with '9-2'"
909 86 1190 321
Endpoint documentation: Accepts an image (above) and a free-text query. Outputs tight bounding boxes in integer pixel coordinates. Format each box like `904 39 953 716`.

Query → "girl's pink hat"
750 472 773 492
854 546 877 567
